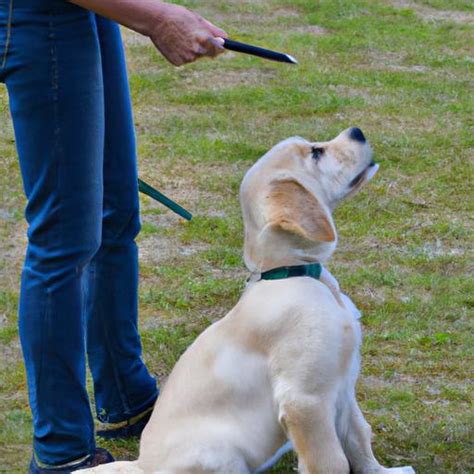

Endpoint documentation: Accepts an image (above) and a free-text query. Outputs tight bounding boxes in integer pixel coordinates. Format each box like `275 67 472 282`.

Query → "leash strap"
138 178 192 221
259 263 322 281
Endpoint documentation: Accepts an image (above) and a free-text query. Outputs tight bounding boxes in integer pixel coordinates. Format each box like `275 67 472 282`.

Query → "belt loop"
1 0 13 69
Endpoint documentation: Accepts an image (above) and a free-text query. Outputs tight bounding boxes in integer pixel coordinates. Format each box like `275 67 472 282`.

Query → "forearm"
68 0 168 36
69 0 227 66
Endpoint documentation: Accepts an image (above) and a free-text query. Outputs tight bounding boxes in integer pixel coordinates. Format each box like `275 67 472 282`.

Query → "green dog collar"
259 263 322 281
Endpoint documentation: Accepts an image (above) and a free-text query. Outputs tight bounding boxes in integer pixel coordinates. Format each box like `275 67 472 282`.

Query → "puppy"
84 128 414 474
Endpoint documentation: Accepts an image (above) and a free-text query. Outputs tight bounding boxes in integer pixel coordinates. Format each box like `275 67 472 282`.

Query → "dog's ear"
265 178 335 242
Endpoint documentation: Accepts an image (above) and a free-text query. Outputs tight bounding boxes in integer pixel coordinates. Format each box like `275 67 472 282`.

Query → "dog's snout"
348 127 366 143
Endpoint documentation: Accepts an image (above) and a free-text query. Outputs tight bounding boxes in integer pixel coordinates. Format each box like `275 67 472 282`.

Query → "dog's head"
240 127 378 272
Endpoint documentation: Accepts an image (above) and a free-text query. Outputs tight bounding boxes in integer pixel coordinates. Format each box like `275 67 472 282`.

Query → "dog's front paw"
385 467 415 474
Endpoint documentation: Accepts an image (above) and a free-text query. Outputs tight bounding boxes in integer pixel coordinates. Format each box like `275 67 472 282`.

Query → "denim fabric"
0 0 158 466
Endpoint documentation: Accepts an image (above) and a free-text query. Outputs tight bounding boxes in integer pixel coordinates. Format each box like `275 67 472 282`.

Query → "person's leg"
2 0 105 466
86 15 158 432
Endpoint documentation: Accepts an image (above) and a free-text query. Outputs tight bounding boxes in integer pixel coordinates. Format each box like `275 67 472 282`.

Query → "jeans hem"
96 388 159 424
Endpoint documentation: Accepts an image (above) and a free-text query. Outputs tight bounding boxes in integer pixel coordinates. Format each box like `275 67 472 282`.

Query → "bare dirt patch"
138 161 241 266
0 220 27 292
122 29 150 47
392 1 474 25
274 7 300 19
293 25 330 36
0 341 22 373
327 84 389 107
203 4 302 27
363 49 430 73
138 226 209 267
208 10 270 26
139 161 240 212
180 67 277 90
361 374 393 389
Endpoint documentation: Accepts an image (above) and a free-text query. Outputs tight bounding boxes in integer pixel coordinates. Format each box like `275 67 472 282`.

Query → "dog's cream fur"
84 129 414 474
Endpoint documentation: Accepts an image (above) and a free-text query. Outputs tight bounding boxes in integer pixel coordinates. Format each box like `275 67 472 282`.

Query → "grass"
0 0 473 472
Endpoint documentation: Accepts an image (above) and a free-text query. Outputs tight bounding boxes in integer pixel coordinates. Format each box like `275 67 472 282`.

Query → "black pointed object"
223 39 298 65
138 178 192 221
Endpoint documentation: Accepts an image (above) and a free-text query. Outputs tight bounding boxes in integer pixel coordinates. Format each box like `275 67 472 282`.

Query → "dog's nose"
348 127 366 143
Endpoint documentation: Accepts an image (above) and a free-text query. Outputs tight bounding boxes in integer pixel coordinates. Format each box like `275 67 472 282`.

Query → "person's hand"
67 0 227 66
150 3 227 66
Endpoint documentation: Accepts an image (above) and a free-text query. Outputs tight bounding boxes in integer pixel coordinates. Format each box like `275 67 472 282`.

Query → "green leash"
138 178 192 221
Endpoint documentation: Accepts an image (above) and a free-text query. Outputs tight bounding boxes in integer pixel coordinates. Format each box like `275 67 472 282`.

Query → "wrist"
68 0 170 38
145 2 188 39
138 0 165 37
130 0 170 38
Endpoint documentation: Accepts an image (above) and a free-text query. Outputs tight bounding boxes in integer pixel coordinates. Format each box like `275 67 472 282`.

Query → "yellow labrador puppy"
84 128 414 474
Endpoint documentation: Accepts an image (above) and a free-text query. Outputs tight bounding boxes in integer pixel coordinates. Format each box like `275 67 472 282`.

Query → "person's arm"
69 0 228 66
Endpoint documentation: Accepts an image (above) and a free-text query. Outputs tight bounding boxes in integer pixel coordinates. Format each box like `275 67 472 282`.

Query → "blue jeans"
0 0 158 466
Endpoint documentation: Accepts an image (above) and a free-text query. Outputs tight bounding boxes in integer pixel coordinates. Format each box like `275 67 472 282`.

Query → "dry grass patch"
362 49 431 73
293 25 330 36
138 227 209 268
122 29 151 47
327 84 389 107
179 67 277 90
392 0 474 25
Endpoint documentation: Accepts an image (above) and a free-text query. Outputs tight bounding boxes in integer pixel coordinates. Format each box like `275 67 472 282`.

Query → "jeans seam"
32 289 51 463
92 257 132 419
48 12 61 170
92 209 142 421
1 0 13 69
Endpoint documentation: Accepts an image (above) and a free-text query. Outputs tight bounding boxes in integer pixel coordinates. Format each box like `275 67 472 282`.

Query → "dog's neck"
319 265 345 307
244 239 337 275
247 263 360 317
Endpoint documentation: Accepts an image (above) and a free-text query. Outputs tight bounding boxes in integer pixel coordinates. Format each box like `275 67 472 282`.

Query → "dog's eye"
312 147 324 161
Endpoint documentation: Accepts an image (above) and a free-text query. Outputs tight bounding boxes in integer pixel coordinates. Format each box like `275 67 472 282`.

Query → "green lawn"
0 0 473 472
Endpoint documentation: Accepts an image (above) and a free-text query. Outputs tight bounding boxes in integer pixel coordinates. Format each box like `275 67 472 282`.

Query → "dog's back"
134 275 356 473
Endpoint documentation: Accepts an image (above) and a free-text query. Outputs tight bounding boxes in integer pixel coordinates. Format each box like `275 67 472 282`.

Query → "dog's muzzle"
349 160 378 188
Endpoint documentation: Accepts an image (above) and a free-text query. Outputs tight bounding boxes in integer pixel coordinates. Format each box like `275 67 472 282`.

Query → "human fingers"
202 18 228 39
149 4 227 66
195 35 225 58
